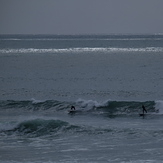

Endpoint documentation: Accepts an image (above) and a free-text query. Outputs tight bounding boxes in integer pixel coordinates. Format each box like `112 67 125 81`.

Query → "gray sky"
0 0 163 34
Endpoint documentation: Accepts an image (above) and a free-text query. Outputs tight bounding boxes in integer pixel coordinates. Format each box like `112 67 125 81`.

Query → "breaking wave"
0 47 163 54
0 99 162 138
0 98 162 114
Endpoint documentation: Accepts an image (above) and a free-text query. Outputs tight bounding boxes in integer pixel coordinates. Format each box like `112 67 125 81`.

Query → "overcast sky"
0 0 163 34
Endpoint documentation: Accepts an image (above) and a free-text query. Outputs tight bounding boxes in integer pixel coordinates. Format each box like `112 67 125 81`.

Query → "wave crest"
1 99 162 113
0 47 163 54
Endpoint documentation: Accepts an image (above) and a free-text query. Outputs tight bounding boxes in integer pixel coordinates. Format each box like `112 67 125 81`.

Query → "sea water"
0 34 163 163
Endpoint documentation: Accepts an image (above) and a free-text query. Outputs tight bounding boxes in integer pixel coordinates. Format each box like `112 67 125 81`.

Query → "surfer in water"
142 105 147 114
71 105 76 111
68 105 76 114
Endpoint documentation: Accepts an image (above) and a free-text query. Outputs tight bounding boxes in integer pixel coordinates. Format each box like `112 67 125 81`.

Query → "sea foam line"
0 47 163 54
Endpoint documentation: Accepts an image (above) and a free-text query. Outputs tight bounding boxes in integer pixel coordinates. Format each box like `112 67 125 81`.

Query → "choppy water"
0 34 163 163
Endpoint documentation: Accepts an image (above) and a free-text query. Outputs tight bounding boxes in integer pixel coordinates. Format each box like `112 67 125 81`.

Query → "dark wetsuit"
71 106 76 110
142 105 147 114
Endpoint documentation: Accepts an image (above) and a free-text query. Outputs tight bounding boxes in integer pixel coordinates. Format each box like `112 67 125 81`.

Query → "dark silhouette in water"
142 105 147 114
140 105 147 118
71 106 76 110
68 105 76 114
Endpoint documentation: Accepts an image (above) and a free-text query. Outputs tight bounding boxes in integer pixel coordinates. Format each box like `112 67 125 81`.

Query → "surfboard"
68 110 76 114
139 113 144 116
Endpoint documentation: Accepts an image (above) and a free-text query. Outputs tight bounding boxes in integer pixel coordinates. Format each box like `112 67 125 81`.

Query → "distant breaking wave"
0 47 163 54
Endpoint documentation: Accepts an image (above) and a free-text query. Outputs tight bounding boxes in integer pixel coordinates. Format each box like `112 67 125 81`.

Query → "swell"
1 117 163 138
0 118 113 137
0 119 77 137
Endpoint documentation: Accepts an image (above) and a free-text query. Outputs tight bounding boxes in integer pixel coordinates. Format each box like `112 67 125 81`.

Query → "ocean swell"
0 119 80 137
0 118 113 137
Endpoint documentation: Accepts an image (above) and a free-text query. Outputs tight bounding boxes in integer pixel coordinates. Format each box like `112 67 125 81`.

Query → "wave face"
1 117 113 137
2 119 81 137
0 99 159 113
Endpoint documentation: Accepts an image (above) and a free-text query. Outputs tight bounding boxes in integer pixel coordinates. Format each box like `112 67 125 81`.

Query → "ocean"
0 34 163 163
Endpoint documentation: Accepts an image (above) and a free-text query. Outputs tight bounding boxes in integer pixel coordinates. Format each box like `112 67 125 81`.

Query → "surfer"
139 105 147 118
142 105 147 114
71 105 76 111
68 105 76 114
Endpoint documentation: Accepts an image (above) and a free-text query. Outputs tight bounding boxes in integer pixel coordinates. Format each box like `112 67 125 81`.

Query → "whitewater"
0 34 163 163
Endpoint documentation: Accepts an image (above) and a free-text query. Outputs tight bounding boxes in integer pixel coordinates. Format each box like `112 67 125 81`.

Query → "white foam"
155 100 163 114
0 47 163 54
76 98 109 110
31 98 45 104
